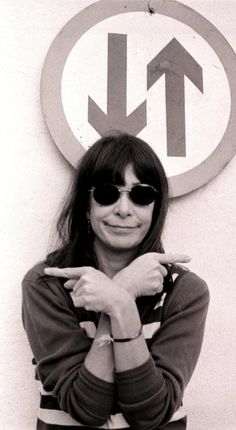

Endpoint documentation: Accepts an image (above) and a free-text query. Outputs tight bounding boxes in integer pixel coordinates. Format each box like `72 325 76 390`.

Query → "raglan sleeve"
114 270 210 429
21 263 115 426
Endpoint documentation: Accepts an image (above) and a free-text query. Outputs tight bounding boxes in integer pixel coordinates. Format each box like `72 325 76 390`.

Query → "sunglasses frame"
89 183 158 206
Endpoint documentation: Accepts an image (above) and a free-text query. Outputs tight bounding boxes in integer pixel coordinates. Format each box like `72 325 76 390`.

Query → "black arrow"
147 38 203 157
88 33 146 136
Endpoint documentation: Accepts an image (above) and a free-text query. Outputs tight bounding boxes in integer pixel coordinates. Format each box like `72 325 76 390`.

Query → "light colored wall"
0 1 235 429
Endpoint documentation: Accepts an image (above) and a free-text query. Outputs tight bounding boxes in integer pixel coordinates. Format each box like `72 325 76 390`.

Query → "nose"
114 191 132 217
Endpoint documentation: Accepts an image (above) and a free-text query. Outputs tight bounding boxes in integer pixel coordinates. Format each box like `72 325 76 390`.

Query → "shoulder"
21 261 71 315
164 265 210 315
22 261 48 293
22 261 56 299
22 261 47 284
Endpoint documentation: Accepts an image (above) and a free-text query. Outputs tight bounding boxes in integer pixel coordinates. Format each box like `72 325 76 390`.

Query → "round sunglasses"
89 183 158 206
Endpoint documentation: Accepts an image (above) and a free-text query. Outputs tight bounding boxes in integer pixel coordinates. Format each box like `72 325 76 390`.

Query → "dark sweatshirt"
22 262 209 430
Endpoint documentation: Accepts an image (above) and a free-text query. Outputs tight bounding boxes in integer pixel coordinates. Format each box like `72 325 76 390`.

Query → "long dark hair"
46 132 169 268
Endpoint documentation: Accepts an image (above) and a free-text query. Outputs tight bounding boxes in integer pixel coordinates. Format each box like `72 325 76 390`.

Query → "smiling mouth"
104 223 138 229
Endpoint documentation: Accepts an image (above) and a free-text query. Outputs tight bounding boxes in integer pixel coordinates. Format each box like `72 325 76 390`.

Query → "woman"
22 132 209 430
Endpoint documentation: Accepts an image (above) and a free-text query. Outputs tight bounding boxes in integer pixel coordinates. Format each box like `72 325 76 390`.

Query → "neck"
94 239 133 278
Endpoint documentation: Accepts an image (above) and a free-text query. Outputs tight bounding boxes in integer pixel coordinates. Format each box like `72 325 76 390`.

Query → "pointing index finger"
157 253 191 265
44 267 85 279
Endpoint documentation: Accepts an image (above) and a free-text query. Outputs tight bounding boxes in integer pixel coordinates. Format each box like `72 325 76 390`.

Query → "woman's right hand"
113 252 191 299
44 266 133 316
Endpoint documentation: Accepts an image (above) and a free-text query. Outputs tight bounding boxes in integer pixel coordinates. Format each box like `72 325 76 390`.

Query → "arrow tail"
107 33 127 116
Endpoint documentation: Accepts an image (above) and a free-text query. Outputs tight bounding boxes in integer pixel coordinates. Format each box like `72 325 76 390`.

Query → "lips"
110 225 136 229
104 222 138 229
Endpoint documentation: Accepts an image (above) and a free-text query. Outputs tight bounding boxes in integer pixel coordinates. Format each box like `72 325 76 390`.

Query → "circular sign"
41 0 236 197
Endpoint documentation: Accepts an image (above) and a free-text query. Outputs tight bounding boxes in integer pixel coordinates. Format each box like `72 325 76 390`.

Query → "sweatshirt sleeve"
22 263 115 426
114 270 210 429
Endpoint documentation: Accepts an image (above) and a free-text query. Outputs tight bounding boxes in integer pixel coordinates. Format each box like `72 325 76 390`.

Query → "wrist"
94 325 143 347
108 289 135 319
113 272 135 297
96 313 111 335
109 293 142 341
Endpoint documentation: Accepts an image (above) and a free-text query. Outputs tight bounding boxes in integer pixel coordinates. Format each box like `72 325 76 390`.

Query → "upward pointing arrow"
88 33 147 136
147 38 203 157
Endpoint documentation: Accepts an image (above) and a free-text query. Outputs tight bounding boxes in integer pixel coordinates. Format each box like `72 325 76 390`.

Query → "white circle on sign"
62 12 230 177
41 0 236 196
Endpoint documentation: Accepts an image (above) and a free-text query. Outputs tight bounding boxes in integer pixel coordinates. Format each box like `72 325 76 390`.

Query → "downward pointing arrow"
147 38 203 157
88 33 146 136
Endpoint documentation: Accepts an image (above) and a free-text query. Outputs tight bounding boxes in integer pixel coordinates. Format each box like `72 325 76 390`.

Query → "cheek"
89 203 109 229
88 199 100 221
145 213 154 233
140 204 154 225
89 207 99 230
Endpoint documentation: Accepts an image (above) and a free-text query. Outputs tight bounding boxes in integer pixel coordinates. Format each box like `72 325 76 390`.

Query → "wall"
0 1 235 429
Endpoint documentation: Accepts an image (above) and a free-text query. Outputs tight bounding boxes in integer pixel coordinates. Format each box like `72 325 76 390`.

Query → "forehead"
122 164 140 185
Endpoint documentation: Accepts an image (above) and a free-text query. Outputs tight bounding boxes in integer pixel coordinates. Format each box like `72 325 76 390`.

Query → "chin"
107 239 141 252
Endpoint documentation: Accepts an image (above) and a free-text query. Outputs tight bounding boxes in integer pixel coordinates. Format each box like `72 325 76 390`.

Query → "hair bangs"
88 136 136 186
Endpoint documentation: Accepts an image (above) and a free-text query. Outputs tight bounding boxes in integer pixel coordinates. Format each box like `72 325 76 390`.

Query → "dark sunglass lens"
130 185 156 205
93 184 119 205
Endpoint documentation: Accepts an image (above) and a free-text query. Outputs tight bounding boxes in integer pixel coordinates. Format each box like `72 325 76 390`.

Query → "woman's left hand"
44 266 130 314
113 252 191 299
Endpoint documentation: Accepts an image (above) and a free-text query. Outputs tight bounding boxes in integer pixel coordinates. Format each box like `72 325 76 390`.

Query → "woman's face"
88 164 155 257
